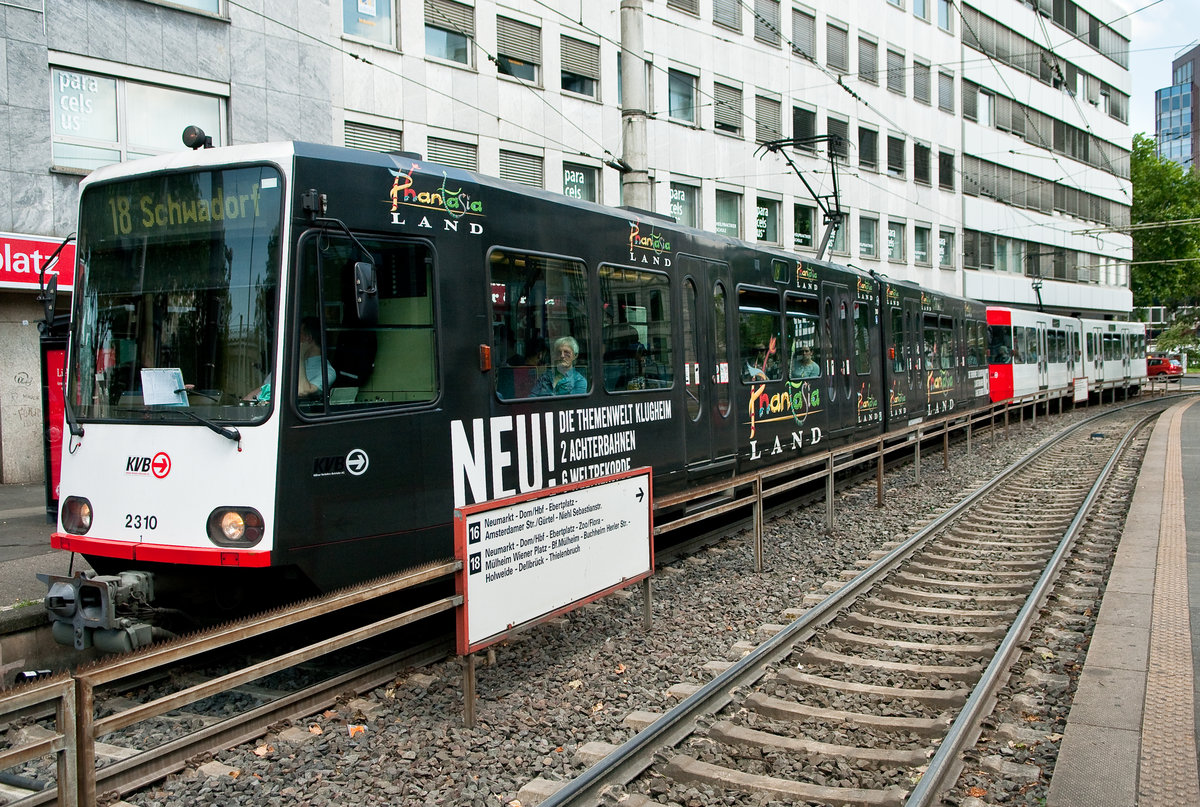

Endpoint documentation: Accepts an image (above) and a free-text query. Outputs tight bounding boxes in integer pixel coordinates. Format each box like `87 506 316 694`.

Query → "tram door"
903 297 925 417
679 256 736 472
1036 323 1049 389
1090 326 1105 383
820 281 856 435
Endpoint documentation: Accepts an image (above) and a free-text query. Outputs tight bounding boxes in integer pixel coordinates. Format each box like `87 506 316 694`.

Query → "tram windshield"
70 166 282 424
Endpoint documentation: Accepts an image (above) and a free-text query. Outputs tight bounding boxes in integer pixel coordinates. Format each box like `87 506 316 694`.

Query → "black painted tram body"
45 141 990 650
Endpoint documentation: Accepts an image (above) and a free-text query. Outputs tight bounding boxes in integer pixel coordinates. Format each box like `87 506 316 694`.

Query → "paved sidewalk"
0 483 69 608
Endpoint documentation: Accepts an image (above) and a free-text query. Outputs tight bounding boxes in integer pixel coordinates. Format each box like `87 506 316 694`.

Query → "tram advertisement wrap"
450 399 673 508
453 468 653 655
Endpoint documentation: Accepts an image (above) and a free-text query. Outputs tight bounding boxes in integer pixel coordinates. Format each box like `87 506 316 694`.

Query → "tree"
1153 313 1199 355
1130 133 1200 309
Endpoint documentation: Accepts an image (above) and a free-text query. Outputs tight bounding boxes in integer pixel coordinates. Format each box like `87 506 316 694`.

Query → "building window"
939 228 955 268
859 215 878 257
757 198 780 243
754 0 782 46
859 127 878 170
561 36 600 97
913 60 931 104
344 121 403 152
938 0 953 31
670 183 699 227
794 204 816 248
826 23 849 73
714 82 744 136
828 219 848 254
887 135 905 177
938 71 955 112
668 0 700 13
496 17 541 83
978 90 994 127
563 163 597 201
668 69 698 123
344 0 394 46
499 150 543 187
426 136 478 170
914 142 931 185
913 0 927 21
914 225 931 264
425 0 474 65
173 0 219 10
714 0 741 31
827 116 849 160
888 0 902 7
859 38 878 84
887 219 906 261
792 8 815 59
793 106 816 150
962 79 978 120
50 67 225 171
715 190 742 237
887 49 906 94
938 150 955 190
756 94 782 143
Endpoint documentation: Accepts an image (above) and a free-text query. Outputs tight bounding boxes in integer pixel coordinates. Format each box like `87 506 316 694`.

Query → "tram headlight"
206 507 264 547
61 497 93 534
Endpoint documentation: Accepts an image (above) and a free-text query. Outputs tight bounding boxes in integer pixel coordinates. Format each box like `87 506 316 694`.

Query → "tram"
44 139 993 651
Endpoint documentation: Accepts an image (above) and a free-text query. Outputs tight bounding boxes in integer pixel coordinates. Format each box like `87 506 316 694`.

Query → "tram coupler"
39 570 156 653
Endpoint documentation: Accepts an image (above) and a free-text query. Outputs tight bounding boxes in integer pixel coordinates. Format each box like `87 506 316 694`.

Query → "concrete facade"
0 0 1134 483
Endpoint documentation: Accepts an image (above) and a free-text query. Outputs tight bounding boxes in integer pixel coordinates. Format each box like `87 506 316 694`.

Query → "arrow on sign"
636 487 644 502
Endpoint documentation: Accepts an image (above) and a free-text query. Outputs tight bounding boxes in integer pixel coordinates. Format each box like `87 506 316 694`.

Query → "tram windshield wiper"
173 408 241 442
133 406 241 442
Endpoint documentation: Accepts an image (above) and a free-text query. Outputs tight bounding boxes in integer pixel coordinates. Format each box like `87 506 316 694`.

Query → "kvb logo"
125 452 171 478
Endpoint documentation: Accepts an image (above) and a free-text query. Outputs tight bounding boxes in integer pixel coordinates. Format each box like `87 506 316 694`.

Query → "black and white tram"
44 139 991 650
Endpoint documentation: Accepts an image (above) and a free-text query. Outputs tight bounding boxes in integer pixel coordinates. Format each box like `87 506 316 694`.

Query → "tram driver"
244 317 336 403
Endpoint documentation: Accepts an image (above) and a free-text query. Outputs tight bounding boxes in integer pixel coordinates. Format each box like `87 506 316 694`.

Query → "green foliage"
1153 313 1200 354
1131 133 1200 308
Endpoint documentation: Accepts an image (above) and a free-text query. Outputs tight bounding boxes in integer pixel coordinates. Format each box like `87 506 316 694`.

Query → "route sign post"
453 467 653 725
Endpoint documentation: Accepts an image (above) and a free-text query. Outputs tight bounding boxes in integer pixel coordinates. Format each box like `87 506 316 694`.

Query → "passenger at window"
744 344 769 381
532 336 586 396
298 317 336 397
792 344 820 378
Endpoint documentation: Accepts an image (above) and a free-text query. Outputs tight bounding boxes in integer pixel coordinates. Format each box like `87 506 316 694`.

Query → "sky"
1124 0 1200 138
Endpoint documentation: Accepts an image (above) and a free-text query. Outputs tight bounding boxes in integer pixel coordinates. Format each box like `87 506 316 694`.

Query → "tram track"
0 398 1172 806
535 402 1163 807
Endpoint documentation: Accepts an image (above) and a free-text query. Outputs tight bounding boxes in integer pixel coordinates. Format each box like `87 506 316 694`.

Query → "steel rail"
536 402 1165 807
903 409 1157 805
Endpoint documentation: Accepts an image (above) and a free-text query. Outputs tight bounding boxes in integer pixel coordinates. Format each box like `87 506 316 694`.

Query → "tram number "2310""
125 514 158 530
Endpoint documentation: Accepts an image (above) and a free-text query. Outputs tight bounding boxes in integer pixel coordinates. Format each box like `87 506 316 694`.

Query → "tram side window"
738 289 783 382
967 320 986 366
296 235 436 412
853 303 871 375
987 324 1012 364
491 251 590 399
889 309 904 372
939 320 953 369
598 265 673 392
787 295 820 379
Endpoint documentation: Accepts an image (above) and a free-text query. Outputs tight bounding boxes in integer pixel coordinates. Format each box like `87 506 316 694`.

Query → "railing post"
914 427 922 486
825 452 835 532
753 474 764 572
75 676 95 807
876 436 884 507
59 681 80 807
943 424 949 470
